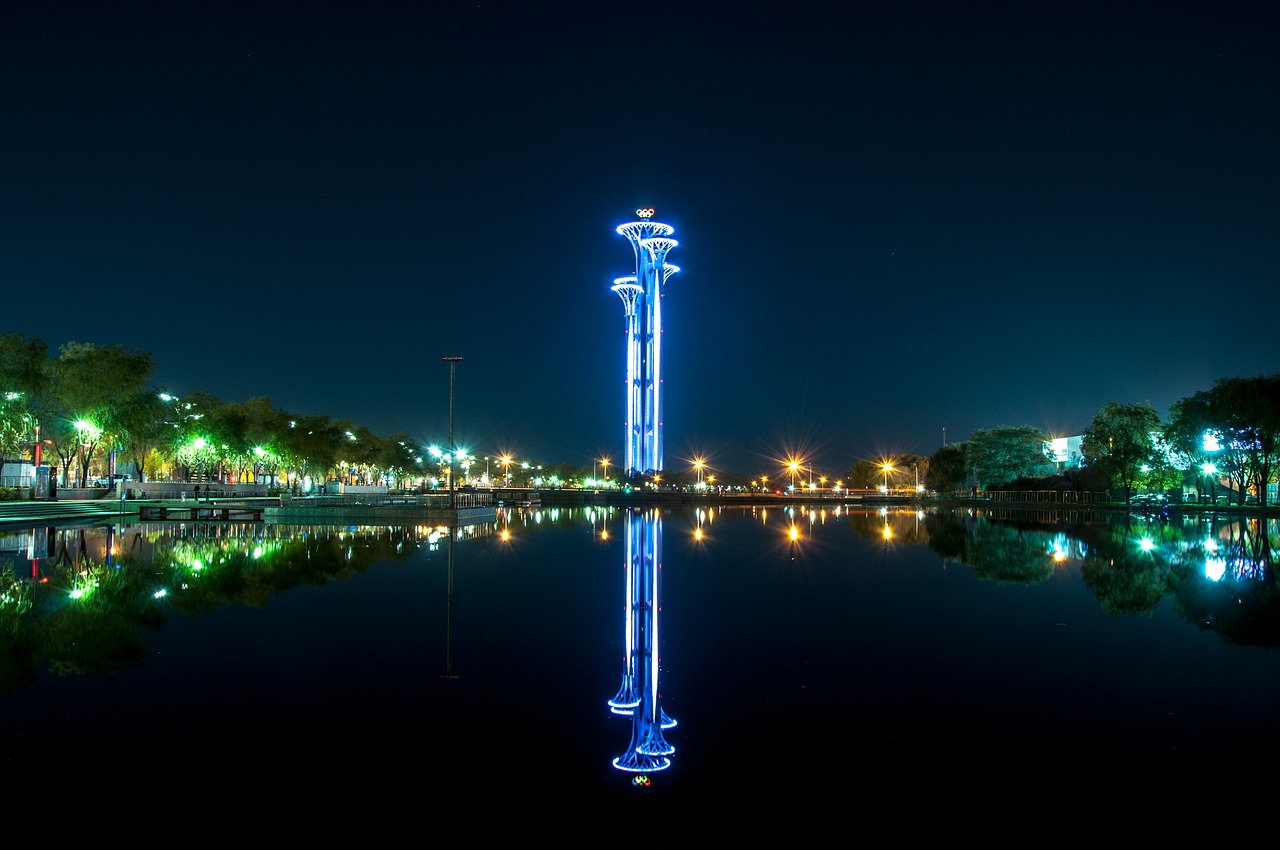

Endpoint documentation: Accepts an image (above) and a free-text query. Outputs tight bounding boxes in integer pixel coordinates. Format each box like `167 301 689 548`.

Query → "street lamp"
788 459 801 495
694 458 705 488
1202 462 1217 504
443 356 462 509
600 456 610 487
882 462 893 494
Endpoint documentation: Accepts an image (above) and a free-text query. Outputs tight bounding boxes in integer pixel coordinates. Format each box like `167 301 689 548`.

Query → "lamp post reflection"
441 523 459 680
609 507 677 775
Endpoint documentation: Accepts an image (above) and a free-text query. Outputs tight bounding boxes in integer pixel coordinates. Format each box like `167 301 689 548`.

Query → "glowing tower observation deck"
612 207 680 478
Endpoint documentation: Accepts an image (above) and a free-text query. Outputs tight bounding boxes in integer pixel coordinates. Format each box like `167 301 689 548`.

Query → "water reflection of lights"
1047 532 1082 563
610 508 677 775
588 507 611 541
1230 557 1265 581
693 507 711 543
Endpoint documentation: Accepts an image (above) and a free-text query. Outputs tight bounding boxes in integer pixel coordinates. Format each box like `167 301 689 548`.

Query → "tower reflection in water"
608 507 677 774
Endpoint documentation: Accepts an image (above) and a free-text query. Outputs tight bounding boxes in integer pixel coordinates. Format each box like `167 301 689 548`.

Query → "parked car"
93 474 133 488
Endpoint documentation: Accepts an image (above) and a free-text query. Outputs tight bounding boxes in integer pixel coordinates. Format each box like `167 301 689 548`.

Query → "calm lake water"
3 502 1279 814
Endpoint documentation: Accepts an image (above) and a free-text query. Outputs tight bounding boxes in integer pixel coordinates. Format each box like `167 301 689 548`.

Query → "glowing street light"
600 456 610 486
882 461 893 493
74 419 100 487
1202 462 1218 504
443 355 462 509
693 457 705 487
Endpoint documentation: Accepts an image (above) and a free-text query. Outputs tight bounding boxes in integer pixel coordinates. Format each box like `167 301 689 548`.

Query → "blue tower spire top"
613 209 679 479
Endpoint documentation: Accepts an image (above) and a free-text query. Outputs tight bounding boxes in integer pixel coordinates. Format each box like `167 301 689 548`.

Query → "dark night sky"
3 1 1277 479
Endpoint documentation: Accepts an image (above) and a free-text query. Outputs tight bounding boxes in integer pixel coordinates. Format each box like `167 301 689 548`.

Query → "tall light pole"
883 462 893 494
443 356 462 509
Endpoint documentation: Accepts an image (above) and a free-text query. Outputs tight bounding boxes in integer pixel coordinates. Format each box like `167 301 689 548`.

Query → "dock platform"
139 502 268 522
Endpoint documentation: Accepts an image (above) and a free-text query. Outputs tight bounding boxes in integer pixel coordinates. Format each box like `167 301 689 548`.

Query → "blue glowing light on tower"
609 507 676 775
612 207 680 478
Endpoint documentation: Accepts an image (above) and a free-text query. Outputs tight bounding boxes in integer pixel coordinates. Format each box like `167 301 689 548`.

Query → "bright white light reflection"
1205 557 1226 582
1139 537 1155 551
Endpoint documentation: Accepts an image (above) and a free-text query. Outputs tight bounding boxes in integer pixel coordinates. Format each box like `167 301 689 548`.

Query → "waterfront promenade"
1 486 1274 527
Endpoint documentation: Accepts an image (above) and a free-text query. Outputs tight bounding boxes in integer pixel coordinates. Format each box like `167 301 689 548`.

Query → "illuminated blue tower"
610 507 676 774
612 207 680 478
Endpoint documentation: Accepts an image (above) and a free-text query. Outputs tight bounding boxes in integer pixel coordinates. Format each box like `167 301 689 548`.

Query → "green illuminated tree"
0 333 50 463
1166 391 1214 500
846 459 887 490
968 425 1056 490
48 342 153 486
1169 375 1280 507
115 389 180 482
925 443 970 495
1080 401 1162 500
